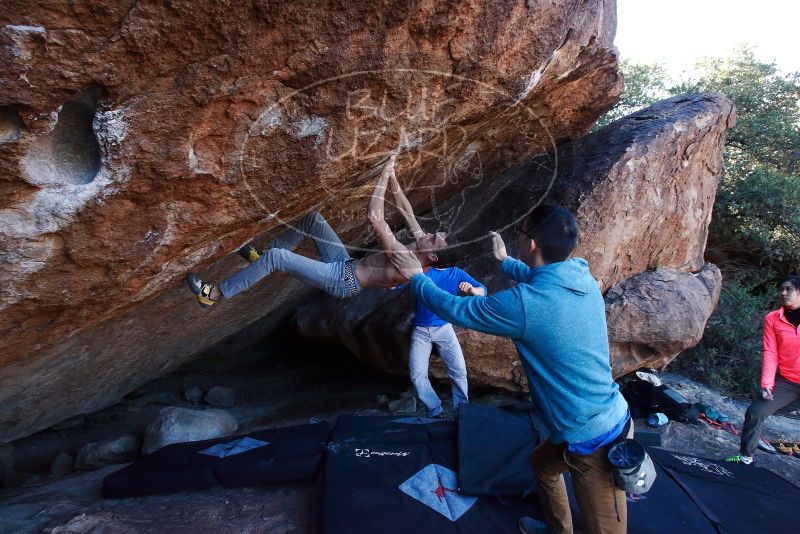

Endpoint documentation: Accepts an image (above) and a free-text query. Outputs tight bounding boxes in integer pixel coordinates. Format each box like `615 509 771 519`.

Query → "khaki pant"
530 423 634 534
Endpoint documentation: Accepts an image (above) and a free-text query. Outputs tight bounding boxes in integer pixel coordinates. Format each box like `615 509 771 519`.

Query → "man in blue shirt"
398 267 486 418
390 206 631 534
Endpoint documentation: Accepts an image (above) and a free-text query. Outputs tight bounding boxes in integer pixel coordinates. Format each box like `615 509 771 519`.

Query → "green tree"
673 49 800 175
593 61 670 129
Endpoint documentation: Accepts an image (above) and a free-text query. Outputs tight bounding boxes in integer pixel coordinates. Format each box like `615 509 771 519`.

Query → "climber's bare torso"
354 241 419 288
353 155 447 289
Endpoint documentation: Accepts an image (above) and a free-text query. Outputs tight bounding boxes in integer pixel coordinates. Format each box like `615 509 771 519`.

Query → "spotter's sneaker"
519 517 551 533
186 273 216 308
724 454 753 465
238 243 261 263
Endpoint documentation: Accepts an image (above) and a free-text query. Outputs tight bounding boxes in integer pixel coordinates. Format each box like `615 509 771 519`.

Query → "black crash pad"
647 448 800 532
455 405 718 533
329 414 456 444
103 421 330 498
457 403 542 497
321 432 540 533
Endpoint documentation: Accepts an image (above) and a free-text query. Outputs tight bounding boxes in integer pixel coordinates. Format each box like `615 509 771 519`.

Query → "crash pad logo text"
354 448 411 458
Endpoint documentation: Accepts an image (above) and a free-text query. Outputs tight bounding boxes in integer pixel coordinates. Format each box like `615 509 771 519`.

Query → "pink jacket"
762 308 800 389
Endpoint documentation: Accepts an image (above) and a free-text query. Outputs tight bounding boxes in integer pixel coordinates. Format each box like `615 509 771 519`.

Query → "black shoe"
238 243 260 263
518 517 550 533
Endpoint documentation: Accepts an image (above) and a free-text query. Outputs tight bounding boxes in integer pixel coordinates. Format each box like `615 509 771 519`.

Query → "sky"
615 0 800 78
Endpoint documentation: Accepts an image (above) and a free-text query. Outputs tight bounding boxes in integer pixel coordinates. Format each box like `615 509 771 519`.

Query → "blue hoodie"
410 256 628 444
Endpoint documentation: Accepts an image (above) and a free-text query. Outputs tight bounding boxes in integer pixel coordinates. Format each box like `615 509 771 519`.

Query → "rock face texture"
606 264 723 377
0 1 622 441
295 93 735 390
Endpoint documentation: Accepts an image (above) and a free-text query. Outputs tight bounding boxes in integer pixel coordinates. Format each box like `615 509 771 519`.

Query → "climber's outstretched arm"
389 170 425 239
367 155 405 252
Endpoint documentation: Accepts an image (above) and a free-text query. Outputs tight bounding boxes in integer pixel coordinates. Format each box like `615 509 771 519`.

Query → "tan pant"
530 423 634 534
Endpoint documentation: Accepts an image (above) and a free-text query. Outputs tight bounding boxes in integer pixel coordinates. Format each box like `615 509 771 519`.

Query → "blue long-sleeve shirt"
409 256 628 444
396 267 486 327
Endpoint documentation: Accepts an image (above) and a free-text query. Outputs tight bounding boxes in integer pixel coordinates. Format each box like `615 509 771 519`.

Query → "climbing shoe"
238 243 261 263
758 437 777 454
775 441 795 455
186 273 216 308
724 454 753 465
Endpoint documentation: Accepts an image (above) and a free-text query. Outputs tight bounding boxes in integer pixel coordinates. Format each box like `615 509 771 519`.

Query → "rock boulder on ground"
388 396 417 415
0 0 622 442
295 93 735 390
142 407 237 455
183 386 203 405
606 265 723 376
203 386 235 408
74 434 139 470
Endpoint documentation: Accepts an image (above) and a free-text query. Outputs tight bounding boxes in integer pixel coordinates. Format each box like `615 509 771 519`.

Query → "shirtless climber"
186 155 449 306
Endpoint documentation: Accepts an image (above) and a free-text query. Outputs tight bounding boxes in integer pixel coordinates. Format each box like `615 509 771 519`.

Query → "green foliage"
593 61 670 129
711 161 800 272
673 49 800 175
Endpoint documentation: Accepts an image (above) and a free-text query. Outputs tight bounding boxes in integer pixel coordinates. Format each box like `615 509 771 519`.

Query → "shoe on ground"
724 454 753 465
238 243 261 263
519 517 551 533
775 441 795 455
186 273 216 308
426 405 444 418
758 437 777 454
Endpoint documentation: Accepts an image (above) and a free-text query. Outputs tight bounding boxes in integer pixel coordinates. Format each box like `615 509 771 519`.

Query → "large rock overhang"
0 1 620 441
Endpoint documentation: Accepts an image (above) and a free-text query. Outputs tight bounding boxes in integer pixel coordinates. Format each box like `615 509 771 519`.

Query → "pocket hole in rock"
0 106 23 142
23 87 105 186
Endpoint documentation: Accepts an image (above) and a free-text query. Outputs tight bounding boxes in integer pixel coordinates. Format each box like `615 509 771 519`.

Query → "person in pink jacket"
727 275 800 464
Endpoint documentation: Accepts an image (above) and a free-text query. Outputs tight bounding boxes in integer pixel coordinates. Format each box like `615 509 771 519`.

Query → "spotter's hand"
490 231 507 261
390 250 424 280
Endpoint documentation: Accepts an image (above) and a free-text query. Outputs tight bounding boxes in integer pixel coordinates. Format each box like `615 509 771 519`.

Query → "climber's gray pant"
740 374 800 456
408 324 469 417
218 212 362 299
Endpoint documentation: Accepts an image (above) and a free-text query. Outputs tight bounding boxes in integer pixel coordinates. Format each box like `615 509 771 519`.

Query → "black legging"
740 374 800 456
